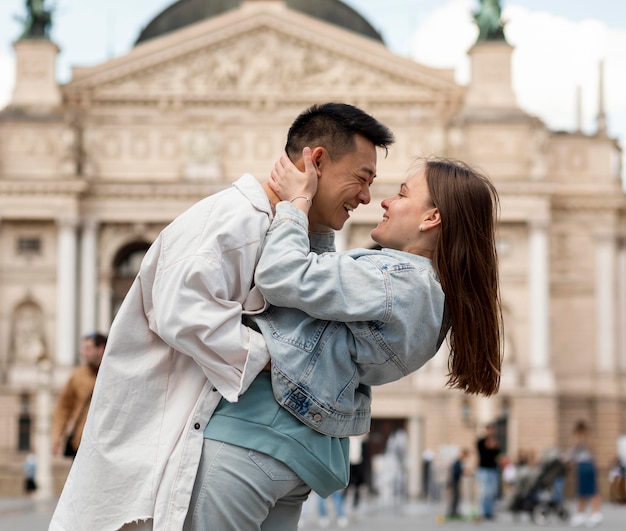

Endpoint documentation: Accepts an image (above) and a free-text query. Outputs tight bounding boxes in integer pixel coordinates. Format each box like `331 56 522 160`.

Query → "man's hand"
52 440 61 456
269 147 318 209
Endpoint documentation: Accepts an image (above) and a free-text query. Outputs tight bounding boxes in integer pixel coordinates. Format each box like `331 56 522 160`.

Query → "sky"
1 0 625 177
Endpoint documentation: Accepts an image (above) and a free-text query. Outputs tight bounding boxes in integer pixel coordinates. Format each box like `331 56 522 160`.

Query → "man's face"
81 338 104 369
309 134 377 231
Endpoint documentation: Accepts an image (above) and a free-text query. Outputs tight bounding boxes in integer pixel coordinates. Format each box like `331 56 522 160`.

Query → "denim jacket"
250 202 449 437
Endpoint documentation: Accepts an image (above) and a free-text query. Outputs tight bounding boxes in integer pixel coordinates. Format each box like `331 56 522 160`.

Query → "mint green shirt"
204 371 349 497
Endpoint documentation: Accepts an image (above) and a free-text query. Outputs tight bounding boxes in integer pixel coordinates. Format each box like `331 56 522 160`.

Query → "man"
447 448 469 519
49 103 394 531
51 332 107 458
476 424 501 520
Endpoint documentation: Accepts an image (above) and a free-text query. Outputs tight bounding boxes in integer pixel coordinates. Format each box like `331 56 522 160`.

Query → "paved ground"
1 495 624 530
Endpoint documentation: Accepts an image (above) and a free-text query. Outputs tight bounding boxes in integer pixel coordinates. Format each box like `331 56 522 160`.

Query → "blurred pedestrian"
22 453 37 495
500 454 517 500
566 420 603 527
317 489 348 528
476 423 500 520
447 448 469 519
421 448 435 500
348 434 368 510
51 332 107 458
608 456 625 504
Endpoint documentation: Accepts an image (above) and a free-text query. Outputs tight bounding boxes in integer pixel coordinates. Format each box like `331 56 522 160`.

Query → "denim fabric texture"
477 467 499 518
251 202 449 437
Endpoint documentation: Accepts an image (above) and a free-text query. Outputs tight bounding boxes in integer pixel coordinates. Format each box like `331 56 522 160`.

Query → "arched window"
111 241 151 319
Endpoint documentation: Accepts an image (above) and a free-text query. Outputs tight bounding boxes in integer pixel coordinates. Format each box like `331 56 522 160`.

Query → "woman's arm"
268 147 317 214
256 208 392 323
271 149 335 254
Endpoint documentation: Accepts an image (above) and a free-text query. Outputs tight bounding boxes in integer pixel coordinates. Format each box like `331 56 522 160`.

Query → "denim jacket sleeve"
255 202 393 323
309 230 335 254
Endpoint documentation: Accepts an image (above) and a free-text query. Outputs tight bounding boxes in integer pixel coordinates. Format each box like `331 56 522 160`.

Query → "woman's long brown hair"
424 158 503 396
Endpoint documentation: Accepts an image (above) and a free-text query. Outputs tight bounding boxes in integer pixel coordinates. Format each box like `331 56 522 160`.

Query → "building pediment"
63 3 459 103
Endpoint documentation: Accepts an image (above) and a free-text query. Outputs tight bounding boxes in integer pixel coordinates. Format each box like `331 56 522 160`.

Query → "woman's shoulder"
343 249 441 292
360 248 436 273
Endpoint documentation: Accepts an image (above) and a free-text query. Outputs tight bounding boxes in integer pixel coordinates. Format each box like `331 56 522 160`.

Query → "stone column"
98 276 113 333
594 231 617 391
475 396 496 427
34 358 54 500
80 219 99 336
526 220 554 391
619 238 626 373
406 416 421 498
56 217 78 366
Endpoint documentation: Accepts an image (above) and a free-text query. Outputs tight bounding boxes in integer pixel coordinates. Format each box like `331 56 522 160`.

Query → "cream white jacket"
49 175 272 531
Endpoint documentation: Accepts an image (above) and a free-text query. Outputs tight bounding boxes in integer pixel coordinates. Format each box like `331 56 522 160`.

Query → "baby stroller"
509 458 570 525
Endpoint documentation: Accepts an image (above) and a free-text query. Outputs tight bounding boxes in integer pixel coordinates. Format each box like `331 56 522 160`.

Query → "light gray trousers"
183 438 311 531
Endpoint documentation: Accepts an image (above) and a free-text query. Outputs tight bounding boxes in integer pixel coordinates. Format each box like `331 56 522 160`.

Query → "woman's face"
370 168 438 254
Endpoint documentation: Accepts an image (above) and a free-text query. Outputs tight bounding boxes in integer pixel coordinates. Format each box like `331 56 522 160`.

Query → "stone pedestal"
11 39 61 109
464 41 518 112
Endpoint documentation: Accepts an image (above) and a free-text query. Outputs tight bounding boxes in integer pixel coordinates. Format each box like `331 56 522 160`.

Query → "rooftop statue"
17 0 53 39
474 0 506 42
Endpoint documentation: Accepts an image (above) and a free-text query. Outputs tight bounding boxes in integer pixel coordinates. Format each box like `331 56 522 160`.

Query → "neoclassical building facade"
0 0 624 497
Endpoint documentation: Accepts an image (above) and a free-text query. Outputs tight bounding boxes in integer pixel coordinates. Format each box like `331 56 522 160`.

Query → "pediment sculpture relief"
97 29 413 97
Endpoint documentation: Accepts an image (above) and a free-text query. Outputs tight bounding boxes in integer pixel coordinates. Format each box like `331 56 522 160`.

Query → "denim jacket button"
312 413 322 422
194 423 201 430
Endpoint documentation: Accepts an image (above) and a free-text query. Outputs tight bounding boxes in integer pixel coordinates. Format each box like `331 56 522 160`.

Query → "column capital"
527 216 554 389
82 217 100 231
528 218 550 231
525 367 555 393
593 229 616 242
56 216 79 230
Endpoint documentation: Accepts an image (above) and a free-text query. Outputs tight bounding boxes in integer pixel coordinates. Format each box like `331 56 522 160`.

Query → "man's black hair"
85 332 108 348
285 103 394 161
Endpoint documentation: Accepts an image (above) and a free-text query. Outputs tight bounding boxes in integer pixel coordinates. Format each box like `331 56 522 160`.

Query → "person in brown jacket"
51 332 107 457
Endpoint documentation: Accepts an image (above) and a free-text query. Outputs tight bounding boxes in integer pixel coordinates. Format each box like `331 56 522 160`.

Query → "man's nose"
359 186 371 205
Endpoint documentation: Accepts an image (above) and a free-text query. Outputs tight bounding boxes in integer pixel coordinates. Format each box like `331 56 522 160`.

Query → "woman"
189 150 503 531
258 148 502 398
567 420 603 527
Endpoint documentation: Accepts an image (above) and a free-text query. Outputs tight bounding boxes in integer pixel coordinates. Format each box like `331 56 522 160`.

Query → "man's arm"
142 195 271 403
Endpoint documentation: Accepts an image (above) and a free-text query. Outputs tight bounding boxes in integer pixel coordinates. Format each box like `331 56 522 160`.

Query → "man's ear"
310 147 325 177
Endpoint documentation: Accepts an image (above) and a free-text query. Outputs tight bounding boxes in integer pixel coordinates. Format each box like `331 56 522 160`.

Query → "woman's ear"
421 208 441 231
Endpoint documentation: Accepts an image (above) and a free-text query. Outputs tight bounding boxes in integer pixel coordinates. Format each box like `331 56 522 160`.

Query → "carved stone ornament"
11 302 46 363
184 129 223 181
97 29 413 97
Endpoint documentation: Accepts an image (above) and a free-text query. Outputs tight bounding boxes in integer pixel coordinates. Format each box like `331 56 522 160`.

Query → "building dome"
135 0 385 45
